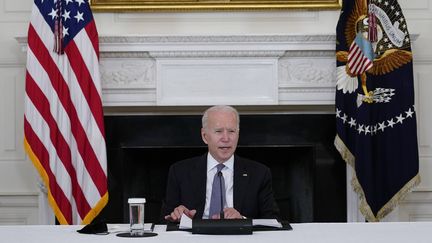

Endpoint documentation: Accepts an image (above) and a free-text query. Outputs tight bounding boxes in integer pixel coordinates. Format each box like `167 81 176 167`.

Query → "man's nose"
221 130 229 141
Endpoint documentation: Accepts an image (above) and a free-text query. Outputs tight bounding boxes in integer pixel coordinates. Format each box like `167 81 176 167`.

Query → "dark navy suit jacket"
162 154 279 219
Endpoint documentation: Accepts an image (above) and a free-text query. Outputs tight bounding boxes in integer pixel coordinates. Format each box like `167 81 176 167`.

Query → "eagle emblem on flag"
336 0 412 106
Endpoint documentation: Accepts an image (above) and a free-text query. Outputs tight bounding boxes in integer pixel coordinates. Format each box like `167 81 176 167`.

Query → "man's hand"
164 205 197 222
210 207 242 219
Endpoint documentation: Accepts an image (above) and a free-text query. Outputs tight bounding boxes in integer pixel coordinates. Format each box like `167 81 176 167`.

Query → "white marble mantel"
17 34 338 108
98 34 337 107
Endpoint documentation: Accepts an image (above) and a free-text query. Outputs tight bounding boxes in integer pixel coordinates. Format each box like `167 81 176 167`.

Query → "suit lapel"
234 155 250 212
191 154 207 218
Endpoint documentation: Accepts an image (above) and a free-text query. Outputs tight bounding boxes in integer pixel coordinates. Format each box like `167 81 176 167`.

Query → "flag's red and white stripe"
348 43 374 75
24 2 108 225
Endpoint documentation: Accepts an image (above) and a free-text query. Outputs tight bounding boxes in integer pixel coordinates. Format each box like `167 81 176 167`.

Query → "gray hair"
202 105 240 129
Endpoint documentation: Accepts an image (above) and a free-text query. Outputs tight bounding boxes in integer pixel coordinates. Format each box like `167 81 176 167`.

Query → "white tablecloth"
0 222 431 243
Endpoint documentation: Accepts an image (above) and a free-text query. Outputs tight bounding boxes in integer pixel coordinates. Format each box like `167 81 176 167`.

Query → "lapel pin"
242 173 248 177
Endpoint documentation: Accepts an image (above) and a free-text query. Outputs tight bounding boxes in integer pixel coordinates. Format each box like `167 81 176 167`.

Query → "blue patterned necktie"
209 163 226 218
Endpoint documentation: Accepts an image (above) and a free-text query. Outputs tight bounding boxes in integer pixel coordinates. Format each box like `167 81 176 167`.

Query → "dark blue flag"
335 0 420 221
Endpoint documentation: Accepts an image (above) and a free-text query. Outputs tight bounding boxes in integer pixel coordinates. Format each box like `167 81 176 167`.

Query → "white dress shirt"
202 153 234 219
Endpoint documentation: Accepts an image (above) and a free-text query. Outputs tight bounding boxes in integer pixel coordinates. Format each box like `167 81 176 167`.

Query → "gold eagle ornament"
336 0 412 106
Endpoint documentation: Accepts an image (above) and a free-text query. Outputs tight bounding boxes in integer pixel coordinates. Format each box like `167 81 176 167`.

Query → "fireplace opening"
96 114 346 223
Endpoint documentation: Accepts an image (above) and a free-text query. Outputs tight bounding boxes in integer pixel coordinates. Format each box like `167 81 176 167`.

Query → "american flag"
347 32 375 75
24 0 108 225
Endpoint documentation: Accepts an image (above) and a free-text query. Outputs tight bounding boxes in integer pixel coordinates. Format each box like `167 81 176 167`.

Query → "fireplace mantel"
17 34 338 108
99 34 337 107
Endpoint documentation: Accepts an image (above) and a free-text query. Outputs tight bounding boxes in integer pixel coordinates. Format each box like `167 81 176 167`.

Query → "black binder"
166 219 292 234
192 219 253 235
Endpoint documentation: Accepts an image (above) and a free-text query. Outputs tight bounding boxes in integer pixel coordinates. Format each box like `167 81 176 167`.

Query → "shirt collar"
207 153 234 172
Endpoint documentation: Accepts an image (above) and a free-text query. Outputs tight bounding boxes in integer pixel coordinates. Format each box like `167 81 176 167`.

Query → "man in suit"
163 105 279 222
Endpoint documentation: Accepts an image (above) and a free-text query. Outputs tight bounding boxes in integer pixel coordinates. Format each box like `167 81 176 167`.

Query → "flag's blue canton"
353 33 375 61
36 0 93 47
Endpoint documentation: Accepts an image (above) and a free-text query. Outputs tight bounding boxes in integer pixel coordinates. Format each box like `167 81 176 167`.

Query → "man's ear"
201 128 208 144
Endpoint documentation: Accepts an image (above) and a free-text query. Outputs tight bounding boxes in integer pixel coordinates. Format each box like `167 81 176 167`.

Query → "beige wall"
0 0 431 224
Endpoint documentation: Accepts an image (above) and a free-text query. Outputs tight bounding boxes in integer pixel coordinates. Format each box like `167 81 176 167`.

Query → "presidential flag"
24 0 108 224
335 0 420 221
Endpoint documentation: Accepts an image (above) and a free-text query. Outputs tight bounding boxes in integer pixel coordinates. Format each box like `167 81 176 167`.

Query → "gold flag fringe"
24 137 109 225
334 134 421 222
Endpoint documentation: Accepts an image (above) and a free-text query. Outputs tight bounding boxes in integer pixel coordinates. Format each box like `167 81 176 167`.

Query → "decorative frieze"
100 59 155 89
16 34 338 106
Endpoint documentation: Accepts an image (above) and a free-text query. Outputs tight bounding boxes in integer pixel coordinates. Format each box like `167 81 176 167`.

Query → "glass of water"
128 198 146 236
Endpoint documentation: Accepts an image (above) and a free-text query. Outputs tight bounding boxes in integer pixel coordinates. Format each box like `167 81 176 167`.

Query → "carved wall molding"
282 50 336 57
100 59 155 89
97 34 337 106
98 34 336 45
279 58 336 85
100 52 152 58
149 51 286 58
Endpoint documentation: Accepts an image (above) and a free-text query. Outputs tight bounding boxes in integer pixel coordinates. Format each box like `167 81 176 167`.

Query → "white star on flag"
63 26 69 37
387 119 396 128
74 11 84 23
348 118 357 128
378 122 386 132
396 114 405 124
405 108 414 118
341 114 348 124
357 125 365 134
62 10 71 21
48 8 57 20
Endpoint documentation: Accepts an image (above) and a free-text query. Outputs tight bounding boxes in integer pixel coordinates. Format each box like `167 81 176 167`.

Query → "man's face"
201 110 239 163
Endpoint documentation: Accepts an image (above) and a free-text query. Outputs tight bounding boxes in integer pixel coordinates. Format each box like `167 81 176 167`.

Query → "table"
0 222 431 243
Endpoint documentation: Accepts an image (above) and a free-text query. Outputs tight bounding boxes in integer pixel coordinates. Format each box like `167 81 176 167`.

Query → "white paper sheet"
252 219 282 228
179 213 193 229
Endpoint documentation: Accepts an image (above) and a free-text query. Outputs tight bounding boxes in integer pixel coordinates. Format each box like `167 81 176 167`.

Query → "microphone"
217 171 224 219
